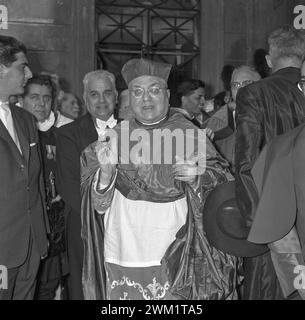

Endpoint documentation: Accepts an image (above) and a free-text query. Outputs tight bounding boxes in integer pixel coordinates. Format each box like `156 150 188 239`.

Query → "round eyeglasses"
130 86 166 98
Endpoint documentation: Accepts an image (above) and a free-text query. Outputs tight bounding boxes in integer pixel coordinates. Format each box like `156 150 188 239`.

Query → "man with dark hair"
21 75 56 122
171 79 205 127
20 74 68 299
56 92 81 128
0 36 49 299
235 26 305 299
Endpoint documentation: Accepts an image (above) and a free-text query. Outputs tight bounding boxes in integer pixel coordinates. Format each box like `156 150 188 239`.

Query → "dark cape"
80 148 106 299
80 112 240 300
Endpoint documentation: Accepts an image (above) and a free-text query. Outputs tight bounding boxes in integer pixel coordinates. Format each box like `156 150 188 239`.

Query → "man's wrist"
98 171 113 187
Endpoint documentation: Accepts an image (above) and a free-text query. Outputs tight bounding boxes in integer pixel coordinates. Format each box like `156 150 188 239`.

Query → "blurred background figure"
204 65 261 172
8 94 19 106
171 78 205 127
118 89 133 120
56 92 81 128
213 64 235 110
200 98 215 123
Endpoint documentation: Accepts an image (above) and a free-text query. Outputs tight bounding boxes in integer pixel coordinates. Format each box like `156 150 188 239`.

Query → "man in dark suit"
56 70 118 299
235 26 305 299
205 66 261 171
0 36 49 299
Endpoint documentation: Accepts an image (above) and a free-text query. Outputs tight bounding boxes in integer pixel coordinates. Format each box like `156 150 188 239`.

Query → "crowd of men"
1 24 305 300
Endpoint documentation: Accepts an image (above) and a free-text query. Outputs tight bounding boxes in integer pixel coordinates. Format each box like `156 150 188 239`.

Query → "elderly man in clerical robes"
80 59 240 300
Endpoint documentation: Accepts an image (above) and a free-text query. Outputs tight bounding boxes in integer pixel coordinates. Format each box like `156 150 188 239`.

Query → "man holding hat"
234 26 305 299
80 58 241 300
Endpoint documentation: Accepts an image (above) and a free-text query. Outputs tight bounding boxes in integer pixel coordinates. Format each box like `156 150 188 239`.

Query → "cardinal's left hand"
173 155 200 187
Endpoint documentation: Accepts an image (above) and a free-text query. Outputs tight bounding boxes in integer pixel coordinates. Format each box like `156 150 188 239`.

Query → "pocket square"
30 142 37 147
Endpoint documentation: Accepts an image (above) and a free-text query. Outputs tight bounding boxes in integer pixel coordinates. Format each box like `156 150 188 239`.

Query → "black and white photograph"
1 0 305 312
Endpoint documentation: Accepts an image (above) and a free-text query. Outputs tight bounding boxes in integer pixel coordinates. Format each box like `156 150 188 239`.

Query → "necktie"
0 101 22 153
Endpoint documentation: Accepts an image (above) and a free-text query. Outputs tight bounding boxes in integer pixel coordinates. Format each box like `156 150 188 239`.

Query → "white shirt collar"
0 100 9 111
96 114 117 130
55 111 74 128
95 115 117 139
138 115 167 126
37 111 56 132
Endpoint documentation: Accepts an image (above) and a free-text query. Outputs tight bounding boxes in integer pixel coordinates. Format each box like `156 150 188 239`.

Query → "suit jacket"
235 67 305 227
0 105 49 268
170 108 202 127
203 105 235 169
56 113 98 217
204 104 235 139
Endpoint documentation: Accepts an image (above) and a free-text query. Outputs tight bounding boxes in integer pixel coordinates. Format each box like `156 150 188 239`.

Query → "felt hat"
203 181 269 257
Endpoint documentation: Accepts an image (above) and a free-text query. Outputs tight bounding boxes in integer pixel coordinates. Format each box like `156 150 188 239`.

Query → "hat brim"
203 181 269 257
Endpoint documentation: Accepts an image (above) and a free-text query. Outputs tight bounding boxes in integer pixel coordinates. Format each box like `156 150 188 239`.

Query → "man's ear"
265 54 273 69
167 89 170 100
83 92 88 106
181 95 187 107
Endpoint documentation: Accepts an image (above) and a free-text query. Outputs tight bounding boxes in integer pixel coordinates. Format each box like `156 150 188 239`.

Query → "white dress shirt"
37 111 56 132
95 115 117 139
0 101 22 153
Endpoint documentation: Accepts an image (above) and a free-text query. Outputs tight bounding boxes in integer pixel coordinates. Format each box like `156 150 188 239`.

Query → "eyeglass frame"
130 85 167 99
230 80 255 90
297 77 305 92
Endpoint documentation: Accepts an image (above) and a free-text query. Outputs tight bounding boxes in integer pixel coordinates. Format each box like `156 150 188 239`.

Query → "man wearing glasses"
234 26 305 300
298 61 305 94
204 66 261 171
79 58 240 300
